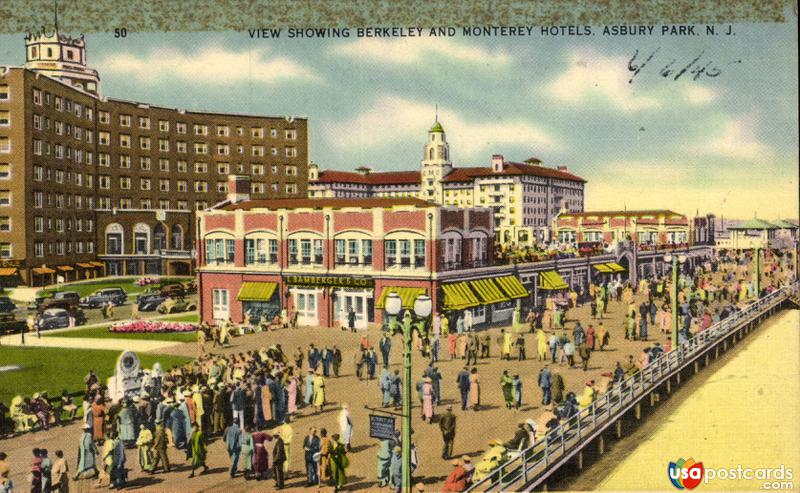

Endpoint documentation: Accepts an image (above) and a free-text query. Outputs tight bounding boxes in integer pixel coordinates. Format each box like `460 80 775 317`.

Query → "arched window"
105 223 124 254
428 148 434 160
153 223 166 252
171 224 183 250
133 223 150 254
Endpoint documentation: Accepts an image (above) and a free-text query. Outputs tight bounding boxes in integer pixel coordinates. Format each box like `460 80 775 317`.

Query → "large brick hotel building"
0 27 308 285
197 176 530 329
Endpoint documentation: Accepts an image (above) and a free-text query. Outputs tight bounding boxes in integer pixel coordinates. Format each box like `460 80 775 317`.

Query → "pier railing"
466 282 797 492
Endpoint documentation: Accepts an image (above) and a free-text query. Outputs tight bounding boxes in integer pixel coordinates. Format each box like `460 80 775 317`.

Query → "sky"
1 20 797 220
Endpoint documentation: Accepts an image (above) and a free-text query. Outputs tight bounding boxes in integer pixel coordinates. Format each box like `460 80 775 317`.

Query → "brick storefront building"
0 28 308 285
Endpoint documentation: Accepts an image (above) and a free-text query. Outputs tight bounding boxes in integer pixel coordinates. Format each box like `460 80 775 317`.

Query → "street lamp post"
755 245 762 296
664 254 686 349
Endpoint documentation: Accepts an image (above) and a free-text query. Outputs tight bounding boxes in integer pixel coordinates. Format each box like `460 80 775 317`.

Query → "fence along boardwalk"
466 282 799 493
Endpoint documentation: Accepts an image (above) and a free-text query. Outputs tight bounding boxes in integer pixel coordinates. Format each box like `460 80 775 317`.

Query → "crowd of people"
1 249 795 493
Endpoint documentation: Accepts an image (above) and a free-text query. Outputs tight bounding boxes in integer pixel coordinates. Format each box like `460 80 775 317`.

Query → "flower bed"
109 320 197 334
135 277 161 287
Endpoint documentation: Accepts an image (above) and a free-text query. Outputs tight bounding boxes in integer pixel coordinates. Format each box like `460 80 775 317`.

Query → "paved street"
0 290 680 493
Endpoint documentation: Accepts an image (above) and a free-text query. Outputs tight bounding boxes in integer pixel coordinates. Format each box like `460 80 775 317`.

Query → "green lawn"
0 346 190 405
39 276 193 298
42 324 198 342
160 313 199 323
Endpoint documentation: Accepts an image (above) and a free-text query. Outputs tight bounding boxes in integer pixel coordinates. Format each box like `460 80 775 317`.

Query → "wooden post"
715 347 719 359
693 361 699 374
578 450 584 470
650 393 655 407
676 371 681 384
705 354 710 367
723 340 728 351
615 419 622 438
666 379 672 393
598 435 605 455
635 402 641 420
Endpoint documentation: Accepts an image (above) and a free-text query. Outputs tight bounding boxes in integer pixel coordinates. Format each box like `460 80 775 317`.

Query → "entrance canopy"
376 286 427 309
538 270 568 290
442 282 480 310
236 281 278 301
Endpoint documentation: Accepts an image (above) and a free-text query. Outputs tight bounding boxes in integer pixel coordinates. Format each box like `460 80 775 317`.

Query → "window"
159 199 170 209
177 200 188 210
250 182 265 194
0 191 10 206
285 146 297 157
194 142 208 154
140 199 151 209
216 126 229 137
176 122 187 134
98 153 110 166
138 116 150 129
285 129 297 140
34 241 44 257
216 143 229 155
0 137 9 153
33 88 41 104
205 238 235 265
194 162 208 173
177 160 187 173
0 243 12 259
414 239 426 267
139 136 150 150
285 183 297 194
119 198 131 209
98 175 110 190
0 111 9 126
177 180 187 192
176 141 187 153
251 127 264 139
98 131 110 145
251 164 264 175
285 165 297 176
0 216 9 231
159 158 170 172
119 134 131 148
119 176 131 190
159 179 169 192
194 181 207 193
98 111 110 124
54 96 62 111
212 289 229 320
252 145 264 157
245 238 277 265
34 191 43 208
217 162 229 175
193 124 208 136
0 163 9 179
119 155 130 168
270 128 278 138
216 181 227 193
386 240 397 267
119 114 131 127
140 157 151 170
140 177 151 191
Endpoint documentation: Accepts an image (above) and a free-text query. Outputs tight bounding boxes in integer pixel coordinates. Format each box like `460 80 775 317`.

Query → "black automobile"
40 291 81 312
80 287 127 308
0 296 18 313
0 313 26 335
137 293 167 312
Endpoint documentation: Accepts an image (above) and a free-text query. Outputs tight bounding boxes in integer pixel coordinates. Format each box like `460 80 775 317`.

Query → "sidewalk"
0 333 181 352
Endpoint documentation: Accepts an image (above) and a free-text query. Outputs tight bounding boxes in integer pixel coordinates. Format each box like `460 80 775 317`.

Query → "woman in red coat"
442 459 469 492
252 431 272 480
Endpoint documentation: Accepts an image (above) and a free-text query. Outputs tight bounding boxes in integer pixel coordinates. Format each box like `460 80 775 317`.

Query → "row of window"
32 240 95 258
31 89 94 121
33 216 95 233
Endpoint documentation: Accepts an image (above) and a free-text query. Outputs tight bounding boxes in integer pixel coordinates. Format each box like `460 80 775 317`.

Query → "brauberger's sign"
284 274 374 288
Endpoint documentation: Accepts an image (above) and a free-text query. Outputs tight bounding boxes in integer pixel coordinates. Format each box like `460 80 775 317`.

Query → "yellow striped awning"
236 282 278 302
376 287 427 309
538 271 569 290
496 275 528 299
0 267 18 276
606 262 626 272
442 282 480 310
469 278 509 304
593 263 613 273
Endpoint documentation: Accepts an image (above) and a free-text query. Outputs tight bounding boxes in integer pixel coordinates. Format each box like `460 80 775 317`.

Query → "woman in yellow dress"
468 368 480 411
313 370 326 414
535 329 548 361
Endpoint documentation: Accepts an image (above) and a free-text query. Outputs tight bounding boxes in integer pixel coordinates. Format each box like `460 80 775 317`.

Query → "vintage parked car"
157 297 197 314
0 296 18 313
38 308 87 330
80 287 127 308
183 280 197 294
40 291 81 312
159 283 186 298
137 293 168 312
0 312 27 335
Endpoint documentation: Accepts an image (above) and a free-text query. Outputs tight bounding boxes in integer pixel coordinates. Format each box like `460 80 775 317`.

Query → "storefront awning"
236 282 278 302
496 275 528 299
605 262 626 272
57 265 74 272
538 270 569 290
442 282 480 310
469 278 509 304
90 261 105 268
593 263 613 273
376 286 427 309
76 262 94 268
32 267 56 275
0 267 18 276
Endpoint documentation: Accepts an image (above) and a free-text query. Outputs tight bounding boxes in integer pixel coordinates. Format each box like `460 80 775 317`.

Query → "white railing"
466 282 797 492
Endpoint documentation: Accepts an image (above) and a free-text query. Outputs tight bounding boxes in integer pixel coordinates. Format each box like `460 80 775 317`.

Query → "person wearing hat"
389 445 403 492
442 459 469 492
74 422 99 480
312 370 325 414
421 377 434 423
136 423 154 472
439 405 457 459
188 422 208 478
118 398 137 447
151 417 171 473
338 404 353 452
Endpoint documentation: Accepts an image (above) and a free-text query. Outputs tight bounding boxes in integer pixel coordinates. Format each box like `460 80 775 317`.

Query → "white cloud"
684 85 717 105
324 96 560 161
544 49 661 112
98 45 321 85
331 37 512 67
694 117 773 160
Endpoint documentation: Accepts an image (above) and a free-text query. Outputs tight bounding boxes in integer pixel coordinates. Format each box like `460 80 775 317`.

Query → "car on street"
157 297 197 314
0 296 18 313
137 293 168 311
0 312 27 335
159 283 186 298
38 307 87 330
40 291 81 312
80 287 127 308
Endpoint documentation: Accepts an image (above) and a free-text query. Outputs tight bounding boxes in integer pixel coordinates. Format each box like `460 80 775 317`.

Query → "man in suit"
302 427 321 486
455 367 470 411
538 365 552 405
438 406 457 459
379 334 392 368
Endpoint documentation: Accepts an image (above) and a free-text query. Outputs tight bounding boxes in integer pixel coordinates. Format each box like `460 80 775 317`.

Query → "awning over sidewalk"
57 265 74 272
89 261 105 268
605 262 626 272
376 286 427 309
496 275 528 299
76 263 94 268
32 267 55 275
442 282 480 310
469 278 509 304
538 270 569 290
593 263 613 273
0 267 18 276
236 282 278 302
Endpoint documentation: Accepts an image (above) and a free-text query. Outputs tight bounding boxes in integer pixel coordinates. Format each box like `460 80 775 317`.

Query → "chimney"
557 165 569 172
355 166 372 176
492 154 505 173
524 157 542 166
227 175 251 204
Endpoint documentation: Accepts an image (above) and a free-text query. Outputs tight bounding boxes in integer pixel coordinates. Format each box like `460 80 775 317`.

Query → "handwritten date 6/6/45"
628 48 741 83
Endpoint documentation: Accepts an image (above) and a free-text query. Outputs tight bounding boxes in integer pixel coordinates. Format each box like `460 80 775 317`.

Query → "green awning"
442 282 480 310
496 275 528 299
606 262 626 272
593 263 613 273
539 271 569 290
376 286 427 309
236 282 278 301
469 278 509 304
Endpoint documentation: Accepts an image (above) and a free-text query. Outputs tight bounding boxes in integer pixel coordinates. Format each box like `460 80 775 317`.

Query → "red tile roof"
441 162 586 183
561 209 684 218
223 197 433 211
315 170 421 186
